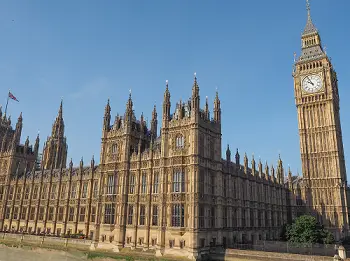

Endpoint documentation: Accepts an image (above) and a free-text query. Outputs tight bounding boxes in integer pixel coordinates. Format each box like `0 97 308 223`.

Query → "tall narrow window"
38 207 44 220
50 184 57 199
81 183 88 198
223 207 228 228
129 174 135 194
29 207 35 220
24 186 30 200
8 187 14 200
106 175 115 195
153 172 159 194
70 183 77 199
93 180 98 198
139 205 146 225
41 185 47 199
0 186 3 200
127 205 133 225
48 207 54 221
5 207 10 219
16 186 22 200
211 207 215 228
250 209 254 227
13 207 19 219
152 205 158 226
90 206 96 223
68 207 75 221
171 204 184 227
223 178 227 197
79 207 86 222
21 207 27 220
199 170 205 196
199 206 205 228
172 171 185 193
176 136 184 149
60 184 66 199
232 208 237 228
104 204 115 224
211 173 215 195
58 207 64 221
141 173 147 194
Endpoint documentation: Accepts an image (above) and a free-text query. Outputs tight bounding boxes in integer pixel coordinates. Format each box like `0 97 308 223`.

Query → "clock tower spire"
293 0 349 240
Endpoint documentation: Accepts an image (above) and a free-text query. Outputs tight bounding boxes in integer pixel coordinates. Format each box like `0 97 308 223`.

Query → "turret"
10 112 23 151
244 153 248 174
235 149 240 166
41 100 68 170
0 105 2 119
271 165 276 183
265 162 269 180
91 155 95 169
52 101 64 139
213 90 221 123
150 105 158 139
288 166 293 189
258 158 263 178
251 154 256 176
226 144 231 163
80 157 84 170
125 91 133 123
277 155 284 184
191 73 200 120
103 99 111 132
34 133 40 158
162 80 171 126
204 96 209 120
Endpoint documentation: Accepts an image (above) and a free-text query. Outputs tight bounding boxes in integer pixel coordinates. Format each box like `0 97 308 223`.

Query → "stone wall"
0 233 91 251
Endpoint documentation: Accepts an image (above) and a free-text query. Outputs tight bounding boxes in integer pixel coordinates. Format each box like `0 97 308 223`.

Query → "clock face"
302 74 323 93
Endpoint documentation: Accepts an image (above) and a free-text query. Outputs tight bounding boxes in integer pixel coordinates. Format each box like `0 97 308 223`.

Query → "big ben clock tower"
293 0 349 239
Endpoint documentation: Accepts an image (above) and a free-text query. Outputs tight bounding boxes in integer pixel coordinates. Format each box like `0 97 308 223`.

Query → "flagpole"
4 90 10 116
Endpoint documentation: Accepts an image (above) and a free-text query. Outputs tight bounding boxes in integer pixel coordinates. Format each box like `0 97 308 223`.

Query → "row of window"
105 171 185 195
4 205 97 223
3 203 186 228
0 180 99 201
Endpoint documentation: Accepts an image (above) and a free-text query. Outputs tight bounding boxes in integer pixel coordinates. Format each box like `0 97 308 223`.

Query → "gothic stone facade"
0 3 348 260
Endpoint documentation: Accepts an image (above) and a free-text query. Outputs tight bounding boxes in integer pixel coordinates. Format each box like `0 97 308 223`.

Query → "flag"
8 92 19 102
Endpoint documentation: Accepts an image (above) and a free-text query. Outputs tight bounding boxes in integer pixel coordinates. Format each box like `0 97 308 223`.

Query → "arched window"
111 144 117 154
176 135 184 149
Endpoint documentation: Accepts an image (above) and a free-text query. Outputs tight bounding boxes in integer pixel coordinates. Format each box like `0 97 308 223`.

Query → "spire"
235 148 240 165
251 154 256 176
163 80 171 124
58 99 63 119
103 99 111 132
244 153 248 174
52 100 65 139
151 104 158 139
213 88 221 123
226 144 231 162
299 0 325 62
303 0 317 35
191 73 200 117
34 132 40 157
205 96 209 120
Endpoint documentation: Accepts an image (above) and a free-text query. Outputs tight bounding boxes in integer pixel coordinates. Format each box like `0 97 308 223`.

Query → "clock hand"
306 76 314 85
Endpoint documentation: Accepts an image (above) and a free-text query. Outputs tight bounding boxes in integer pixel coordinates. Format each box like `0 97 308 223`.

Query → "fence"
230 240 337 257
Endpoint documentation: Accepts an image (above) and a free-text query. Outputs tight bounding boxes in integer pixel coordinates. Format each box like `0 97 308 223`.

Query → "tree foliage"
286 215 334 244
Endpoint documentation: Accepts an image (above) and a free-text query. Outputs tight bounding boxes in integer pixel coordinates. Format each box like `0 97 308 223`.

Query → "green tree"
286 215 334 244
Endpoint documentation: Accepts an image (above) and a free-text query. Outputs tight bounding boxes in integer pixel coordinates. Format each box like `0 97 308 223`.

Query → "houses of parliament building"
0 2 348 260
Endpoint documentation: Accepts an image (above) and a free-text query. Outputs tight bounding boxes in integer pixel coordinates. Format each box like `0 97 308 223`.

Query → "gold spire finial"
306 0 311 18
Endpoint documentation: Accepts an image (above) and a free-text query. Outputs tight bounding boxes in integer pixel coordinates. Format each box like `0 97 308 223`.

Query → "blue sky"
0 0 349 177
